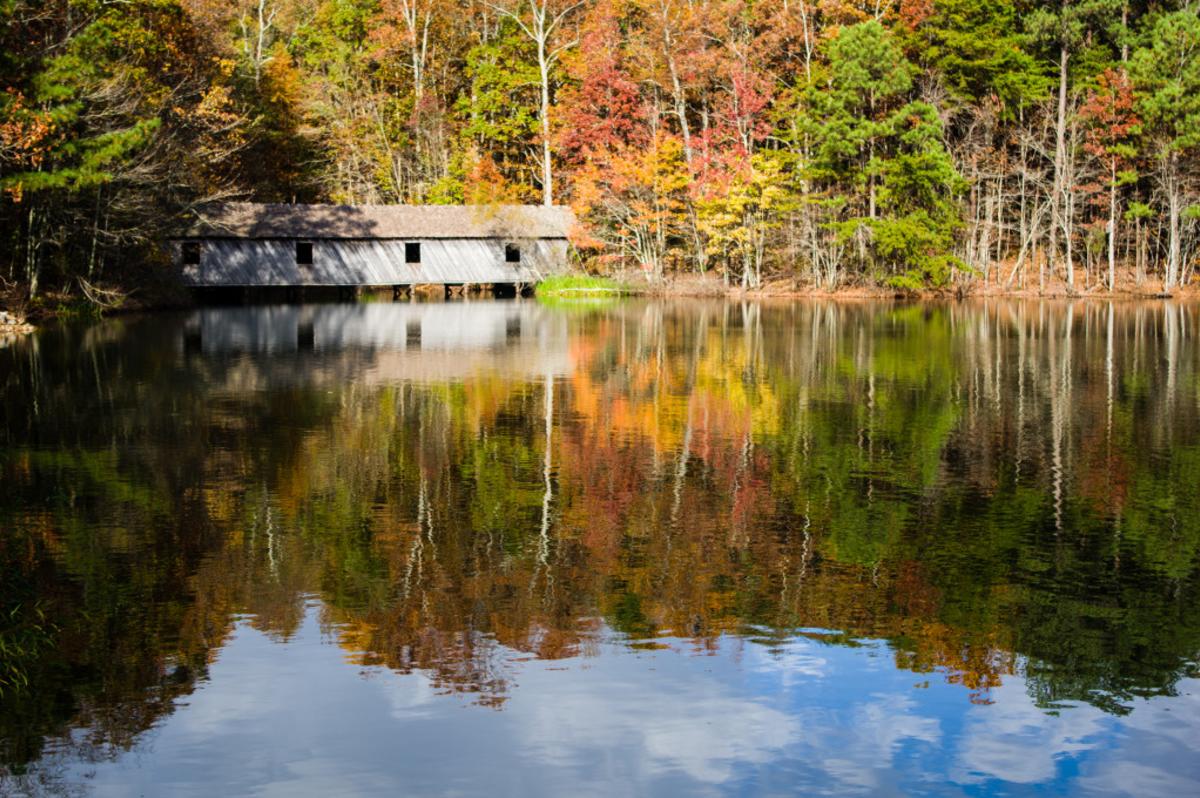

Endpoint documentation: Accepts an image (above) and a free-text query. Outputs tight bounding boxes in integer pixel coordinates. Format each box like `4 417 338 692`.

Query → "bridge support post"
183 325 202 355
297 322 314 351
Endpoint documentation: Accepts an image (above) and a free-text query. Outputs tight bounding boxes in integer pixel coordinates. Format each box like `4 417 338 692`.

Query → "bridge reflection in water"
182 302 574 384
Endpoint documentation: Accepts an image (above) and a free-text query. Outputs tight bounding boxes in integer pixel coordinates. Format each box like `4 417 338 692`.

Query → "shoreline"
0 308 37 339
641 286 1193 301
598 271 1200 302
4 275 1197 328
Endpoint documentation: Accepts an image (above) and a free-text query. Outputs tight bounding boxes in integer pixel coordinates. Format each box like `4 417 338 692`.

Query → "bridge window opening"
505 243 521 263
296 241 313 265
182 241 201 265
405 242 421 264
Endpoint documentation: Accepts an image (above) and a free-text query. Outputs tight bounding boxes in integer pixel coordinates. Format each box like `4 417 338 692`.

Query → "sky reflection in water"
2 300 1199 796
53 608 1200 797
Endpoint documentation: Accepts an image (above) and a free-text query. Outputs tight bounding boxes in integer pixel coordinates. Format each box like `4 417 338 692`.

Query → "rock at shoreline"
0 310 36 344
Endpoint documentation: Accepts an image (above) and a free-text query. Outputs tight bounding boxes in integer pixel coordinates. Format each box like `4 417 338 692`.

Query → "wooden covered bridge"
175 203 574 294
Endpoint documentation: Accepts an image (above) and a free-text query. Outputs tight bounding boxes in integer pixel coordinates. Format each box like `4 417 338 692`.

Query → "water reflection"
184 303 572 380
1 300 1199 795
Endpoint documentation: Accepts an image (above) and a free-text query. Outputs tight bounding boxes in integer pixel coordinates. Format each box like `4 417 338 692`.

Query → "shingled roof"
182 203 575 240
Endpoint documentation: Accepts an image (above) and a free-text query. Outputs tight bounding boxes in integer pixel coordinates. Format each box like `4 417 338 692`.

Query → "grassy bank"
535 275 637 297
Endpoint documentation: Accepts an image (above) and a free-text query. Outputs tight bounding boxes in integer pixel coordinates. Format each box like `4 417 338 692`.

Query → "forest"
1 1 1199 301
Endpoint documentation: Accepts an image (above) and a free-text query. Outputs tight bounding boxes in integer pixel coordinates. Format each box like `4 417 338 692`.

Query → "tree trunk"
664 34 692 165
1135 215 1143 285
868 95 877 221
537 36 554 206
1107 159 1117 291
662 30 707 273
24 204 42 300
1065 112 1078 288
1051 45 1070 287
1166 167 1181 291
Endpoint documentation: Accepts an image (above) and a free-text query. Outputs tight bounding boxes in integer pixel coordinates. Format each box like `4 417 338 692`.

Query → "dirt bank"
612 269 1200 301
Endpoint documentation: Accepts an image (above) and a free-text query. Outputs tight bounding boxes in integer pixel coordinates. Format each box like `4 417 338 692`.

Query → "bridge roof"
182 203 575 240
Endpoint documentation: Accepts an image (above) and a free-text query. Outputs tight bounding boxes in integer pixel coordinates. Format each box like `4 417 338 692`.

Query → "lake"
1 299 1198 797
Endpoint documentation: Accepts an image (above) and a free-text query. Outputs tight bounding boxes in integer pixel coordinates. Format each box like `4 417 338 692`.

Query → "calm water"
2 299 1199 797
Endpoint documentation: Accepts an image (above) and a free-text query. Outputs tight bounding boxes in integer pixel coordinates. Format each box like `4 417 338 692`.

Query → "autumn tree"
558 2 695 279
697 151 796 288
1079 67 1139 290
556 1 648 166
573 133 690 279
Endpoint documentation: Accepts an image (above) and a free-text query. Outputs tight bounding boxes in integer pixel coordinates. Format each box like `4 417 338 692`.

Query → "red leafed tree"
0 90 54 202
558 1 693 280
693 61 773 193
897 0 935 31
1079 68 1140 290
557 2 649 165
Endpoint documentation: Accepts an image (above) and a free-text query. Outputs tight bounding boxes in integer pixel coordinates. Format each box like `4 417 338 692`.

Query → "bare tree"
487 0 583 206
239 0 279 87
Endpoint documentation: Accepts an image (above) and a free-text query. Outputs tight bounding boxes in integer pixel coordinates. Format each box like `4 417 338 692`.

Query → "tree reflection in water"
1 300 1198 780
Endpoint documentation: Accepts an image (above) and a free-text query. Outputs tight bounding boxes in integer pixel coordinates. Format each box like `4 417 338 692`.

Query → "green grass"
535 293 625 312
534 274 634 297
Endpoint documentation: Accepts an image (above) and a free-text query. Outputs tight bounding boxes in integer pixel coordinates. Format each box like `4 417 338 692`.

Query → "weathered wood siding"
179 238 568 286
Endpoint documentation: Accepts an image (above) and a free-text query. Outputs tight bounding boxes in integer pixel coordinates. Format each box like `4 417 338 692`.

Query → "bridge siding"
180 238 565 287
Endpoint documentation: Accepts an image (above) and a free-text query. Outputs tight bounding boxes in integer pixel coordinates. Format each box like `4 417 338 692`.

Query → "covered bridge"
175 203 574 288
